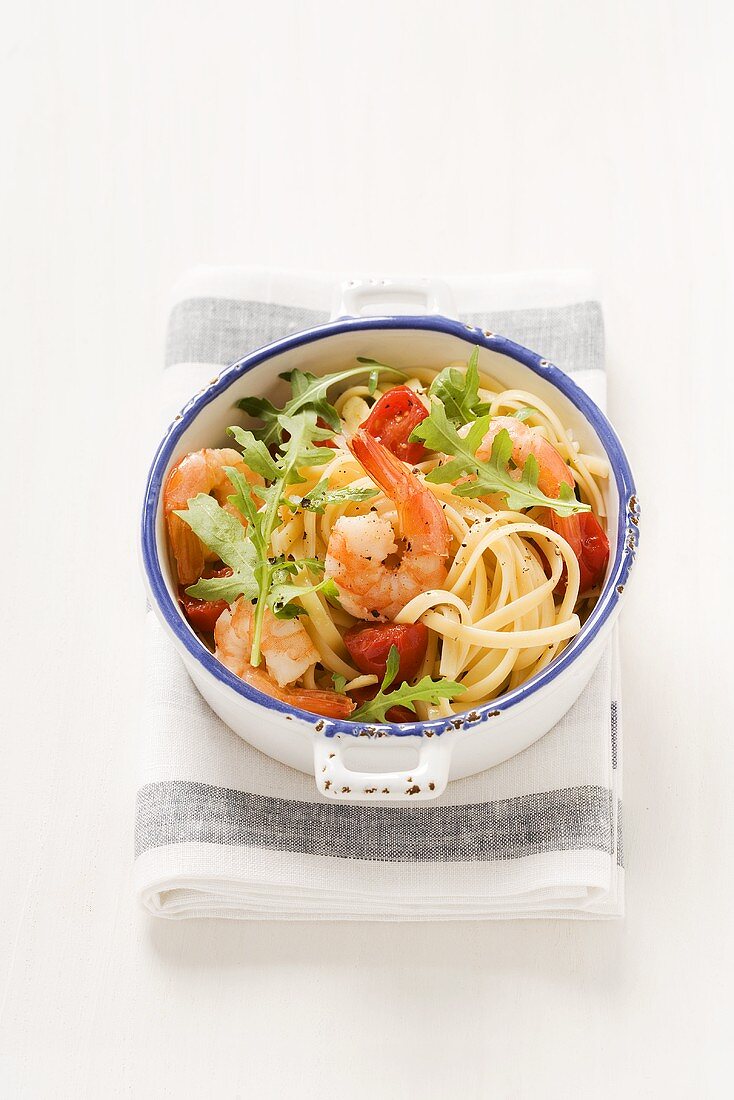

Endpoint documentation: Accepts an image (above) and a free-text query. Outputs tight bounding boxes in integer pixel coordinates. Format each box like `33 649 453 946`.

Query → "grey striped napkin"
136 268 623 920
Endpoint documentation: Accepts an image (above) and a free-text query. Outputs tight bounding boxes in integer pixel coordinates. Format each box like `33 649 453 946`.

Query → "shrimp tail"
167 513 206 586
245 667 354 719
349 428 450 558
285 688 355 720
349 428 412 499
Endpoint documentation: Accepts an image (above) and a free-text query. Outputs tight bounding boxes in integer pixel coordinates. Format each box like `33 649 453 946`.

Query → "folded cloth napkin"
135 267 623 920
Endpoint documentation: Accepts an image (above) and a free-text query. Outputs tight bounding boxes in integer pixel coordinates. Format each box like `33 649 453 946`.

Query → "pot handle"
313 734 451 802
330 277 457 321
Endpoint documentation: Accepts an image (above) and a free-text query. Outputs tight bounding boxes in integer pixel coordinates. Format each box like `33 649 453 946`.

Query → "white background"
1 1 732 1096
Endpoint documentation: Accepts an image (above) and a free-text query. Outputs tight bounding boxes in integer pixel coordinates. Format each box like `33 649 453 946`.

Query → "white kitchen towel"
135 267 623 920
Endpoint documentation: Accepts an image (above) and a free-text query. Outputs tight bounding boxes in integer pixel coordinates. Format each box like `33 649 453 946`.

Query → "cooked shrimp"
325 428 450 621
215 598 354 719
164 448 261 585
476 416 576 496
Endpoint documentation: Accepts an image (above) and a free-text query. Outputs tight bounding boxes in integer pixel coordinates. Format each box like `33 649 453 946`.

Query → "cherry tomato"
544 511 610 596
362 386 429 462
350 686 416 724
344 622 428 683
178 565 232 633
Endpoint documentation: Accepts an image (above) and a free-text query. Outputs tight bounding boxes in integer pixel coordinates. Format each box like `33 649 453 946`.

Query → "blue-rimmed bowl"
141 279 639 802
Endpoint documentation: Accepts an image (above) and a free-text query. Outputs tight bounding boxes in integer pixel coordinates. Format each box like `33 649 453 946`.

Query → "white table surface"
2 2 732 1096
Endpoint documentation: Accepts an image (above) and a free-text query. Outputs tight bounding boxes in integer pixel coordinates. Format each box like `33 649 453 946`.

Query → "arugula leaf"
280 369 342 432
300 479 379 513
272 556 324 576
412 400 590 517
180 412 333 664
223 466 265 542
382 644 400 688
175 407 354 663
356 357 406 397
277 413 334 475
350 645 466 723
413 401 491 481
236 363 404 445
225 427 280 481
243 411 330 658
231 395 281 446
267 574 340 619
355 356 397 369
450 428 585 515
174 494 259 604
185 571 253 605
427 348 488 427
331 672 348 694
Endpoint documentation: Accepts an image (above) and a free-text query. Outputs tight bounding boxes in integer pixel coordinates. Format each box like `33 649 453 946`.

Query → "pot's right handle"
331 277 457 321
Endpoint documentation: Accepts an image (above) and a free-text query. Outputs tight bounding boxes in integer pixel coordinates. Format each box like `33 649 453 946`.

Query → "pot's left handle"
331 277 457 321
313 734 451 802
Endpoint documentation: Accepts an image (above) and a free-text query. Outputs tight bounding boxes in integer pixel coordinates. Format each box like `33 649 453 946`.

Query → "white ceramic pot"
141 279 639 803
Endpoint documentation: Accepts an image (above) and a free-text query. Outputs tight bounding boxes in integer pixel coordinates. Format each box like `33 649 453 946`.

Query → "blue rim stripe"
141 315 639 739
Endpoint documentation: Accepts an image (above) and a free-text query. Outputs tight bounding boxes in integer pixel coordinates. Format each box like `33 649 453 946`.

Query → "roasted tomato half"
362 386 429 463
344 622 428 683
178 565 232 632
544 510 610 596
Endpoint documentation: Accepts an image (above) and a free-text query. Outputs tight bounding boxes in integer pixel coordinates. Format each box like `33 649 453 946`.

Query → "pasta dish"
163 352 610 723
